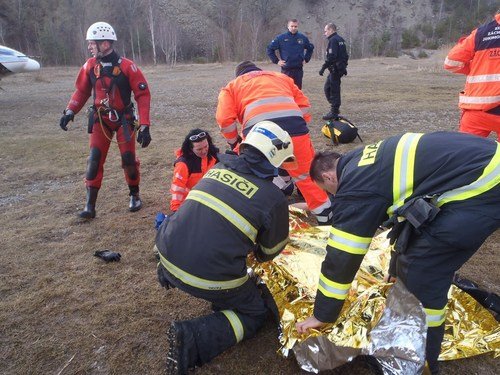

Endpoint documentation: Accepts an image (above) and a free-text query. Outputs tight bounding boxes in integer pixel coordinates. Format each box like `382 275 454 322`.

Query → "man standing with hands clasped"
267 18 314 89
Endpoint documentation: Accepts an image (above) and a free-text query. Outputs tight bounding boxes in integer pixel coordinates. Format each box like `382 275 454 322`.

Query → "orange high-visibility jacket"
444 14 500 111
170 149 218 212
216 71 311 144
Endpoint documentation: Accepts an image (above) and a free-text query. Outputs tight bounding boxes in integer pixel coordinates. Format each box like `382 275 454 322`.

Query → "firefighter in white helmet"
156 121 294 373
59 22 152 219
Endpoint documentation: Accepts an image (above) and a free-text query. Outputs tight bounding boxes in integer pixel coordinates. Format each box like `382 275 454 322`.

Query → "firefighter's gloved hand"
137 125 151 148
157 265 175 290
59 109 74 131
319 68 326 76
94 250 121 262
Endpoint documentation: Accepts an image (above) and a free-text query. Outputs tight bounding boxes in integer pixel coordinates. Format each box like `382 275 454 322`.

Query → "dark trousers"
159 266 269 366
324 71 342 114
395 186 500 374
282 67 304 89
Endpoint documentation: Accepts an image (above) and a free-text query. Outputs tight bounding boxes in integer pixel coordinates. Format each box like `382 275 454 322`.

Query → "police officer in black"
319 23 349 121
156 121 296 374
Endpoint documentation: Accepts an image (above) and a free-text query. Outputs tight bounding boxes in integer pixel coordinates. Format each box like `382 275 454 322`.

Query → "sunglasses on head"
189 132 207 141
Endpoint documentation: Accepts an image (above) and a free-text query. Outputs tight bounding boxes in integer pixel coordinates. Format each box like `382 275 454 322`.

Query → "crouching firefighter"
59 22 152 219
296 131 500 374
156 121 294 374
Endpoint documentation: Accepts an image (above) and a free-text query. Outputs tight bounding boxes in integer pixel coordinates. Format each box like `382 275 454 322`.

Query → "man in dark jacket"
296 131 500 374
267 18 314 89
157 121 295 374
319 22 349 120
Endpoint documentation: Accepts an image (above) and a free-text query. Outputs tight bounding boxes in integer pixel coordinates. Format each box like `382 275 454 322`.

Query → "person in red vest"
59 22 151 219
444 10 500 141
170 129 219 212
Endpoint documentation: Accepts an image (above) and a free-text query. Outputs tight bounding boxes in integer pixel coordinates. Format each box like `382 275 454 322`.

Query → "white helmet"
86 22 117 41
241 121 295 168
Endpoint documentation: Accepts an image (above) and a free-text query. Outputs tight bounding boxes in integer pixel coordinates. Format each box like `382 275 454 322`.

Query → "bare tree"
147 0 157 65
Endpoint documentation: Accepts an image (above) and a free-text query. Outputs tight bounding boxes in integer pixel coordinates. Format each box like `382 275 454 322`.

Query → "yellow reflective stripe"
221 310 244 342
317 273 351 300
388 133 424 216
437 142 500 206
424 307 446 327
327 227 372 255
159 253 248 290
186 190 257 241
260 237 289 255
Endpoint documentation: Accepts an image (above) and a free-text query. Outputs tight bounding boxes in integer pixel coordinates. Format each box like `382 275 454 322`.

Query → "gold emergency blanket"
249 209 499 372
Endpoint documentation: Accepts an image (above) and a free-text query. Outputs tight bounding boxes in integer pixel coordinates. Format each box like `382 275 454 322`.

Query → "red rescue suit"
170 149 218 212
66 50 151 189
444 14 500 140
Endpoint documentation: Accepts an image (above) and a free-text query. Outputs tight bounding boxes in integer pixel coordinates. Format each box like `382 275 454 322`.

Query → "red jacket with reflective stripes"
216 71 311 144
444 14 500 111
170 149 218 212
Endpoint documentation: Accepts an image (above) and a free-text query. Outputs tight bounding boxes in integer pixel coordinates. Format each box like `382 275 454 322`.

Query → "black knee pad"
121 151 138 180
86 148 101 180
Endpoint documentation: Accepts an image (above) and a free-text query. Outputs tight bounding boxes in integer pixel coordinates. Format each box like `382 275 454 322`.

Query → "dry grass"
0 52 498 375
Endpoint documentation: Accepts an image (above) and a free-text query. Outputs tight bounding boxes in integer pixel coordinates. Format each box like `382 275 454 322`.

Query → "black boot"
167 321 199 375
322 110 340 121
128 186 142 212
79 187 98 219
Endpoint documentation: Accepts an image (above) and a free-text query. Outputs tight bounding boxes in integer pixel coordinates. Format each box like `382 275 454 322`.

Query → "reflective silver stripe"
225 134 239 143
171 193 184 201
444 57 464 68
436 142 500 206
387 133 423 216
244 109 303 129
327 227 371 255
459 95 500 104
243 96 295 119
171 185 188 193
174 173 184 180
424 307 446 327
292 173 309 182
221 310 244 342
186 190 257 241
301 107 310 114
466 74 500 84
311 200 331 215
260 237 289 255
317 273 350 300
159 253 248 290
221 121 238 134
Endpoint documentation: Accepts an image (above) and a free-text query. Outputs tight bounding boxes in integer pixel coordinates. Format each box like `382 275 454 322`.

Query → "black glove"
94 250 121 262
137 126 151 148
319 68 325 76
59 109 74 131
229 135 242 151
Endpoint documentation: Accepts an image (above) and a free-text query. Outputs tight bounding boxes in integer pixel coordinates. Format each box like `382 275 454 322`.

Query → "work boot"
322 111 340 121
167 321 198 375
129 194 142 212
78 187 98 219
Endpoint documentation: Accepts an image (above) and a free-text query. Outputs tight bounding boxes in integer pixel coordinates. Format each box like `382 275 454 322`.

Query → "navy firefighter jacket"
314 131 500 323
156 154 290 290
267 31 314 69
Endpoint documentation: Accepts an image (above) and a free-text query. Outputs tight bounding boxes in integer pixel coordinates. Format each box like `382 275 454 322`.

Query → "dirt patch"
0 52 498 374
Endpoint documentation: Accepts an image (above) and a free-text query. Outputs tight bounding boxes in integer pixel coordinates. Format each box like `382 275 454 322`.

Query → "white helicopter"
0 45 40 79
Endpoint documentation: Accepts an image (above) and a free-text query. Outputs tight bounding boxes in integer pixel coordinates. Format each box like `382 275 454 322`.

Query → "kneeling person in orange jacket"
170 129 219 212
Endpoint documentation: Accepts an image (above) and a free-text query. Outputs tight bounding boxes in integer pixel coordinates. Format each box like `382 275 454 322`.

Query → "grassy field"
0 49 498 374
